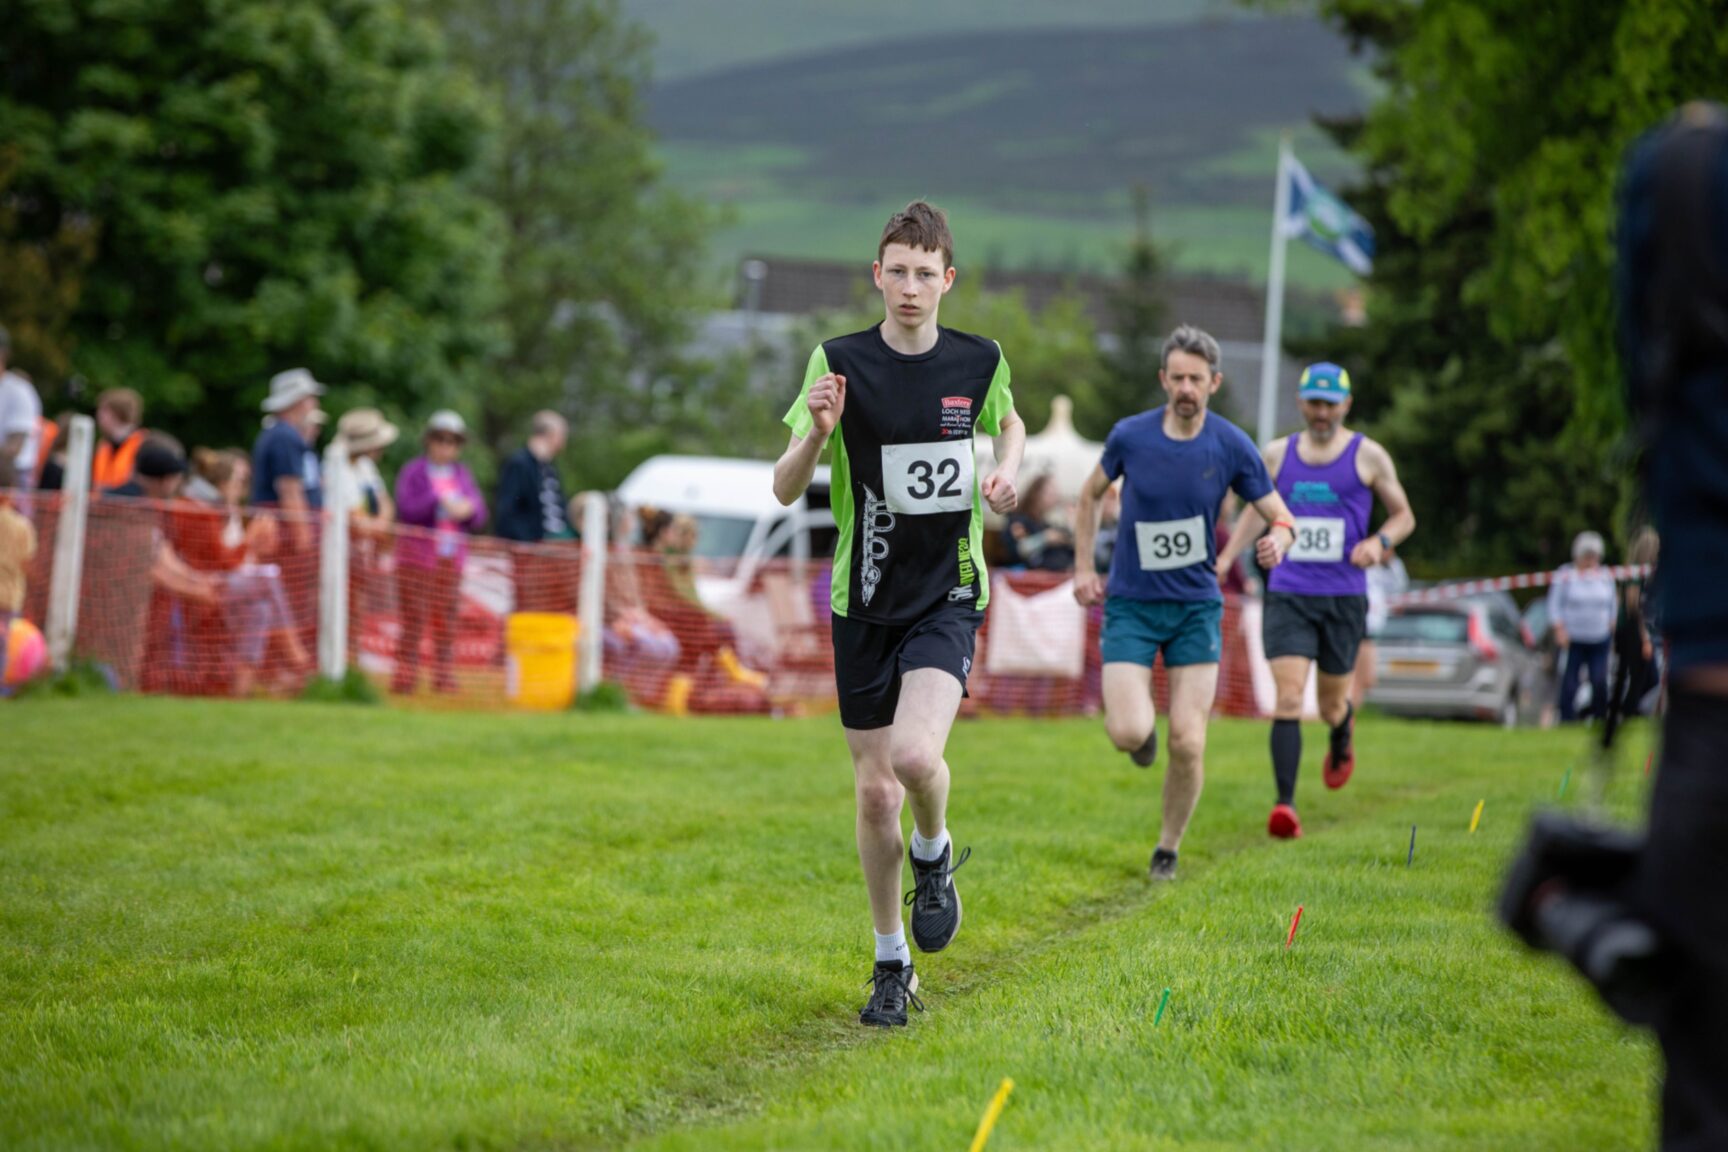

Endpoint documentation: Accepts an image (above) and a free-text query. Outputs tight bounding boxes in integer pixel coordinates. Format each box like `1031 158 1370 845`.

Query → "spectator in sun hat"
391 410 487 695
253 368 327 521
334 407 400 634
252 368 329 645
1548 529 1618 723
334 407 398 537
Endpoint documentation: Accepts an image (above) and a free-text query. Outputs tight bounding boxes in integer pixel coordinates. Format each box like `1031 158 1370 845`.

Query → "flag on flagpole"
1282 155 1375 275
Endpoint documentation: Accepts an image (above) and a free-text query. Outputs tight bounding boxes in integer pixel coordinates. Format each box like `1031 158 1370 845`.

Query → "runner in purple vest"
1218 363 1416 840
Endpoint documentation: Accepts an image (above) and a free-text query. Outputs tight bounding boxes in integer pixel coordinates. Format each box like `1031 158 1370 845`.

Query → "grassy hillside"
624 0 1231 81
643 15 1371 283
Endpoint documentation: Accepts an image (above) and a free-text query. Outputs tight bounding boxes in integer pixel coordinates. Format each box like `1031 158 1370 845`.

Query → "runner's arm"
1353 438 1416 567
981 408 1025 514
1248 489 1297 567
1072 464 1113 605
1218 442 1283 579
773 430 826 507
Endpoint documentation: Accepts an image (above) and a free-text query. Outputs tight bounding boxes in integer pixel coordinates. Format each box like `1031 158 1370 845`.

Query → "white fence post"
45 415 94 675
576 491 609 692
317 441 352 681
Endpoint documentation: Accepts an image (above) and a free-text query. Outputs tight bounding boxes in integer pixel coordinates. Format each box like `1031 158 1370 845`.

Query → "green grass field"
2 700 1656 1150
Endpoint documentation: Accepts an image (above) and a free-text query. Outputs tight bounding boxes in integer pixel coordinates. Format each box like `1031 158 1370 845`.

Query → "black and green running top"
784 325 1014 624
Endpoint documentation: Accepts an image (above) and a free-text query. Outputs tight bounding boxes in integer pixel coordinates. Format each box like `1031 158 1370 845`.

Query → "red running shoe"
1324 710 1356 789
1323 744 1355 790
1268 803 1302 839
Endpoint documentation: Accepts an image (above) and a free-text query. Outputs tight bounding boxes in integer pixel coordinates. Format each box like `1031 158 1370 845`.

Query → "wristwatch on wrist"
1377 531 1392 552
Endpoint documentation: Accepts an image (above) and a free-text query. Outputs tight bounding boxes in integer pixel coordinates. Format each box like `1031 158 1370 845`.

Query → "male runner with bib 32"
773 201 1025 1028
1217 362 1415 839
1072 325 1298 881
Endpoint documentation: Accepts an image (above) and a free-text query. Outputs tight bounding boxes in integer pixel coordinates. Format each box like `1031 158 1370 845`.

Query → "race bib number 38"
1289 516 1346 563
1134 515 1207 572
882 440 975 515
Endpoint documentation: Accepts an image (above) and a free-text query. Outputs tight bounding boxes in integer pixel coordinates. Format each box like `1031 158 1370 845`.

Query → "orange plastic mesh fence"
356 524 582 707
602 557 1264 720
15 495 1271 717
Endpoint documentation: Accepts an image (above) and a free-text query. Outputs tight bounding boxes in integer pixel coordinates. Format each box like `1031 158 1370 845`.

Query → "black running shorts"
831 607 981 730
1262 592 1369 676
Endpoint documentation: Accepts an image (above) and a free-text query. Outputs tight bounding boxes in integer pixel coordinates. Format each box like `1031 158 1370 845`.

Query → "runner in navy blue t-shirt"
1073 326 1298 880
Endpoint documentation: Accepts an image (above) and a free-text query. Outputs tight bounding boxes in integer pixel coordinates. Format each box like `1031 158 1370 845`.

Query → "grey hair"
1572 530 1605 560
530 410 567 439
1161 324 1221 372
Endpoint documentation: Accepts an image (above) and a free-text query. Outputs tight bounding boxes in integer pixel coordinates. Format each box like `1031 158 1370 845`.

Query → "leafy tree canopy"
1302 0 1728 571
0 0 506 448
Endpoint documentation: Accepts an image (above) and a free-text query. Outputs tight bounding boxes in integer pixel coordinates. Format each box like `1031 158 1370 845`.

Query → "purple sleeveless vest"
1268 432 1371 597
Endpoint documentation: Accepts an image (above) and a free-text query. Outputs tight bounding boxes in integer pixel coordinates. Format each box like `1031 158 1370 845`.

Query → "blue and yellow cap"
1298 362 1352 403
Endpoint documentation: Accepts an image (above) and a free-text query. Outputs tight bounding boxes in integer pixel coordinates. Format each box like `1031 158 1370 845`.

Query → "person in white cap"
251 368 328 650
1547 529 1618 723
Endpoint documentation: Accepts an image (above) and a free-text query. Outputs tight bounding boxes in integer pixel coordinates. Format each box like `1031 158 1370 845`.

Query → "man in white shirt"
0 327 42 485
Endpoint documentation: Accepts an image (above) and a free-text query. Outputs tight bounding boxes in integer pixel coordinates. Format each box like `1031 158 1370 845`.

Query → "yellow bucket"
505 612 579 711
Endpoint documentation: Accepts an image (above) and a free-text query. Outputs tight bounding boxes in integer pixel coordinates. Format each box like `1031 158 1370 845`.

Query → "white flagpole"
1257 133 1293 447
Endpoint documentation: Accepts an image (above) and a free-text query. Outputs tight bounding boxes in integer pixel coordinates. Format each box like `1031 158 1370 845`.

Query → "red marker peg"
1286 905 1304 950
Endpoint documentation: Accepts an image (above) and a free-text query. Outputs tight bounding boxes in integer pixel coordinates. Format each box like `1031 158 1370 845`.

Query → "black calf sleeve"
1272 719 1302 805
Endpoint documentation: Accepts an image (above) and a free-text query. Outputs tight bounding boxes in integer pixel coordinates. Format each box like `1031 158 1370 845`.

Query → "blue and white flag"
1281 155 1374 275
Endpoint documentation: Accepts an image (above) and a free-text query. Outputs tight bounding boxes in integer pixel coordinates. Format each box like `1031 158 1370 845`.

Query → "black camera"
1498 811 1669 1026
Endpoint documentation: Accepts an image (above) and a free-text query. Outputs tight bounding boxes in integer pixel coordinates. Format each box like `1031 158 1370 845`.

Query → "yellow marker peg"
969 1078 1016 1152
1469 799 1485 834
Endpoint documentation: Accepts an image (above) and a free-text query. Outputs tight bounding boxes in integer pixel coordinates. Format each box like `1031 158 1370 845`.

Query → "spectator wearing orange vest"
92 388 147 490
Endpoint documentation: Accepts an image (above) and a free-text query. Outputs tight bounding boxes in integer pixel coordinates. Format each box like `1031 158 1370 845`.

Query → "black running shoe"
1149 847 1179 881
905 843 970 953
859 960 922 1027
1131 727 1159 768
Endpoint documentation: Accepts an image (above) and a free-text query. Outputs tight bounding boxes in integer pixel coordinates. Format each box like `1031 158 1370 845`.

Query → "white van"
614 454 835 584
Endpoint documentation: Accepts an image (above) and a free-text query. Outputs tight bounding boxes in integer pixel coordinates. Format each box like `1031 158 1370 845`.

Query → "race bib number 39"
1289 516 1346 563
882 440 974 515
1134 515 1207 572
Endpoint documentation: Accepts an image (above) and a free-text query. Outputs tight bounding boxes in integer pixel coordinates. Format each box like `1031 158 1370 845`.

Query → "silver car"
1369 595 1539 726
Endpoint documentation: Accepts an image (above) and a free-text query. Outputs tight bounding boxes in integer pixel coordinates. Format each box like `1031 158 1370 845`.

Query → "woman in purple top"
1218 363 1416 840
392 410 487 694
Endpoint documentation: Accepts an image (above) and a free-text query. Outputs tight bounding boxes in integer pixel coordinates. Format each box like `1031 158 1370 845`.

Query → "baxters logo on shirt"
940 396 974 437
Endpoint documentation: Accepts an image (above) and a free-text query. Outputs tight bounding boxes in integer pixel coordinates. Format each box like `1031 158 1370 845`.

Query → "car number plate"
1387 659 1442 676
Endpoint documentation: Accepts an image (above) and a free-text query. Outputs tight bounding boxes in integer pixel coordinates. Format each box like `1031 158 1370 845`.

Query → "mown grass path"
1 700 1655 1149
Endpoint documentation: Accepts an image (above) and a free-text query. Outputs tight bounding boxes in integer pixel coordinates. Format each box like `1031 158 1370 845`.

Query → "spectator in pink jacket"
391 410 487 695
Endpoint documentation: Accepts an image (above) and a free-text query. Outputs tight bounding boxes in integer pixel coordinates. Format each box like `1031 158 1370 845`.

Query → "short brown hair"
97 387 143 426
878 200 953 267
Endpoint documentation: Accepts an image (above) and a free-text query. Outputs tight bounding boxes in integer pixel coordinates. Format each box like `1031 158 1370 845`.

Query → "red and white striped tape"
1389 565 1652 605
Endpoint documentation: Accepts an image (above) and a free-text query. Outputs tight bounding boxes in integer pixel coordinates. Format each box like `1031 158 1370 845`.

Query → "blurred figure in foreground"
1501 102 1728 1152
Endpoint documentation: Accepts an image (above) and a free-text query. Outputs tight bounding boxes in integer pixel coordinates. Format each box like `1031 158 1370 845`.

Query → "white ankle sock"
909 827 950 863
875 929 910 966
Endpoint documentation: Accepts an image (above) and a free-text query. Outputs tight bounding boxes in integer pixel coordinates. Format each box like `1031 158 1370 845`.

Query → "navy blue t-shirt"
1101 407 1272 602
251 421 322 510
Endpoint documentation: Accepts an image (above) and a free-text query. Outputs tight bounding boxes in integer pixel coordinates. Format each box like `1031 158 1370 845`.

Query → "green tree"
0 0 504 447
1300 0 1728 571
413 0 720 486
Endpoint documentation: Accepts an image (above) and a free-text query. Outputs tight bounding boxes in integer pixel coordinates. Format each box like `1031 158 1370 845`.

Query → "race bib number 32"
1134 515 1207 572
882 440 974 515
1289 516 1346 563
